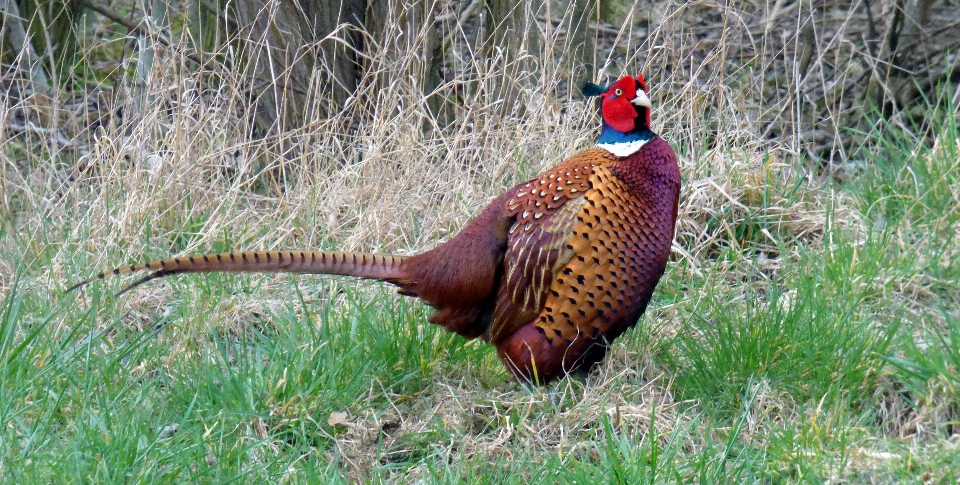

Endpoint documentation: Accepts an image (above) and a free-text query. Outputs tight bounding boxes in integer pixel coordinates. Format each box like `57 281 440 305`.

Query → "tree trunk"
484 0 524 57
1 0 52 93
232 0 322 134
568 0 596 87
229 0 445 134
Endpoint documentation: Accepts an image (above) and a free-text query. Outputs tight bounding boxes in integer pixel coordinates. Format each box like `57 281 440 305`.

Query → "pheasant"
69 73 681 384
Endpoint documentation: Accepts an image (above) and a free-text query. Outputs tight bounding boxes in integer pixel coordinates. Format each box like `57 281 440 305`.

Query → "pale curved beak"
631 90 652 108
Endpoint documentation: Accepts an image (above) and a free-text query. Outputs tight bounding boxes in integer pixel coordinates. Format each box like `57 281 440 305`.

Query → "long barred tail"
67 250 409 296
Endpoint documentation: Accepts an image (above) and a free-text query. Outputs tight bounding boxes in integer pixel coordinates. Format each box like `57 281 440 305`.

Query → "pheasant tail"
66 250 409 296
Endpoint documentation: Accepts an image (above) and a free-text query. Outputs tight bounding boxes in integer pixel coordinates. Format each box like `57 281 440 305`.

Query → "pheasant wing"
488 151 614 343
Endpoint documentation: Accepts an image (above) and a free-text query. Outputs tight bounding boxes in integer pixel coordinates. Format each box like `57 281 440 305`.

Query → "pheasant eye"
614 88 623 96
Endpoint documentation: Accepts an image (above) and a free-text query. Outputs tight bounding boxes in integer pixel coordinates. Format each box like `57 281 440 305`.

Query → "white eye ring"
614 88 623 96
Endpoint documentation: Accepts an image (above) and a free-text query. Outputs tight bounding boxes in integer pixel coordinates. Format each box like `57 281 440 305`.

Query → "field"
2 1 959 482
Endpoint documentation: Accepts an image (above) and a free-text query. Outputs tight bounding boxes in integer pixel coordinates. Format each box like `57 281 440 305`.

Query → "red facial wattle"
602 98 636 132
601 77 641 133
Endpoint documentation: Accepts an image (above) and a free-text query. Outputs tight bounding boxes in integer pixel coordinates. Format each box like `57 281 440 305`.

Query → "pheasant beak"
631 89 652 108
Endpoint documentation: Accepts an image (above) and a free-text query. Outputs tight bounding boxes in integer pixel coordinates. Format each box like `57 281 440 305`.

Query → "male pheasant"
69 73 681 384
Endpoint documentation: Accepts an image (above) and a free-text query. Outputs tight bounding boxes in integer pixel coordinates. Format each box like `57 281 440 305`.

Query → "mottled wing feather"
488 150 615 343
539 165 661 345
497 161 676 379
490 198 586 342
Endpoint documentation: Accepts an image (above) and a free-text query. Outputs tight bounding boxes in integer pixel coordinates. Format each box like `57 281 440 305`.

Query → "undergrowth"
2 1 959 483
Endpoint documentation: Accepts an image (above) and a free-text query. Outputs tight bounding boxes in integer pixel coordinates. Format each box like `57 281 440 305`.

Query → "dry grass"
2 0 959 482
329 373 685 481
6 0 883 292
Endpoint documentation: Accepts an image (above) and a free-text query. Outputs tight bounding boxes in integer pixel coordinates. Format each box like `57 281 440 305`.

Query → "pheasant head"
582 73 654 157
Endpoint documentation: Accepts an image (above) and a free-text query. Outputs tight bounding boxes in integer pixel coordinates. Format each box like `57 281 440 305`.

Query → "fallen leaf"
328 411 349 426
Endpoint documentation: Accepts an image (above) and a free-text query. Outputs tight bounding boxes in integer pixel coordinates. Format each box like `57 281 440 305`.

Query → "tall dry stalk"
5 0 952 297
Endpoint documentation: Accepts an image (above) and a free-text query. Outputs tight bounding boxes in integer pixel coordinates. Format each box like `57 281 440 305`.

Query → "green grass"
6 0 960 479
4 112 960 482
1 278 472 482
3 57 960 485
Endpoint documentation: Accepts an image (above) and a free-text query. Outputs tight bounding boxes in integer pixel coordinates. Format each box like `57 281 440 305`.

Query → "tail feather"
67 250 409 294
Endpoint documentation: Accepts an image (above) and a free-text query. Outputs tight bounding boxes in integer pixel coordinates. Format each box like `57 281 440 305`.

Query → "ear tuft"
635 73 648 92
580 81 607 97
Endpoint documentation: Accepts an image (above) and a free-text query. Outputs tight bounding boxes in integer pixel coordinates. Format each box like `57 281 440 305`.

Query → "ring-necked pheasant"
69 73 681 384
